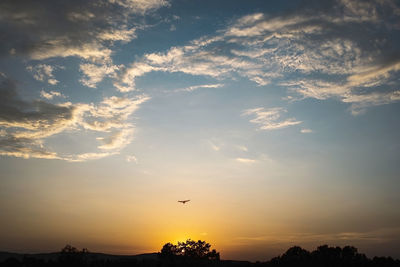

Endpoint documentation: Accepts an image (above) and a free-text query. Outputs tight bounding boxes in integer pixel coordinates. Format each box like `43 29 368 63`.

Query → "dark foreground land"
1 244 400 267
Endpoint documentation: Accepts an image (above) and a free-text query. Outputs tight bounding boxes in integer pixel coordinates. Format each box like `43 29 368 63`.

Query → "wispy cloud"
27 64 60 85
207 140 221 151
173 83 224 93
0 76 149 161
0 0 169 62
109 0 169 14
80 63 121 88
243 107 302 130
97 27 137 43
40 90 65 100
97 128 135 150
300 128 313 134
236 145 248 152
234 227 400 245
126 155 138 163
236 157 257 164
112 0 400 111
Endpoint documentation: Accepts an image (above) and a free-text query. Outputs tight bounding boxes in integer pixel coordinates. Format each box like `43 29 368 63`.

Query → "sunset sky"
1 0 400 261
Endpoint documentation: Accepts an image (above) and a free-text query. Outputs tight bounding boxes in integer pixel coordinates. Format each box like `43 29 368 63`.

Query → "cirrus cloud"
112 0 400 114
243 107 302 131
0 76 149 161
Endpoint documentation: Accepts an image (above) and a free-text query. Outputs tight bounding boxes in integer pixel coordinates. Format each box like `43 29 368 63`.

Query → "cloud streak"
243 107 302 131
40 90 65 100
27 64 60 85
0 77 149 161
173 83 224 93
112 0 400 112
0 0 169 62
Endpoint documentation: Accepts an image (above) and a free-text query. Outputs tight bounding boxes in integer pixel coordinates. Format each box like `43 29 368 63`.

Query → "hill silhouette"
1 241 400 267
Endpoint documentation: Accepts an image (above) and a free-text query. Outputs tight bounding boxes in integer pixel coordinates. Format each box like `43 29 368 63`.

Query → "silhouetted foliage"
58 244 90 266
160 239 220 261
268 244 375 267
1 243 400 267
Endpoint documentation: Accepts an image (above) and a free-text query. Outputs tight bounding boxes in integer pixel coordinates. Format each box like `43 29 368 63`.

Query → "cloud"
0 0 169 62
97 27 137 43
114 37 267 91
40 90 65 100
301 128 313 134
236 157 257 164
343 90 400 115
174 83 224 93
97 128 134 150
112 0 400 111
0 79 75 138
114 62 161 92
236 145 248 152
126 155 138 163
80 63 121 88
234 227 400 245
169 25 177 31
109 0 169 14
0 76 149 161
27 64 60 85
347 60 400 88
208 140 221 152
243 107 302 130
66 152 118 162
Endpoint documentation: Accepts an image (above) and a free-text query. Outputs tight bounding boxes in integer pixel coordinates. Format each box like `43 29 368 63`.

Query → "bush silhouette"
160 239 220 261
59 245 90 265
1 243 400 266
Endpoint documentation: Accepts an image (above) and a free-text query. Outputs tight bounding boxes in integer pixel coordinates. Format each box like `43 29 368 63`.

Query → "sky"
0 0 400 261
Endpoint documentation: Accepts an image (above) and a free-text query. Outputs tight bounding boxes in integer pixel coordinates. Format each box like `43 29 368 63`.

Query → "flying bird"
178 200 190 204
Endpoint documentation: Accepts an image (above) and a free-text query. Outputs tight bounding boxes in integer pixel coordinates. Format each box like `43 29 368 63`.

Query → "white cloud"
243 107 302 130
234 227 400 244
66 152 118 162
114 62 161 92
30 41 113 63
67 11 95 22
301 128 313 133
225 15 309 37
0 77 149 161
236 157 257 164
112 0 400 113
208 140 221 152
27 64 59 85
108 0 169 14
40 90 65 100
97 27 136 43
80 63 120 88
283 80 349 101
126 155 138 163
343 90 400 115
347 60 400 87
174 83 224 93
97 128 134 150
169 25 176 31
236 145 248 152
1 0 169 63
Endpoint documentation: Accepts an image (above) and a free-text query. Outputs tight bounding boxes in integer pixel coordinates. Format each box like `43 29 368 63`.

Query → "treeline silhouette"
1 240 399 267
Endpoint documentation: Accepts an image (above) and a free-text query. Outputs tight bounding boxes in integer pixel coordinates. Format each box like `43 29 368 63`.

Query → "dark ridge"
1 244 400 267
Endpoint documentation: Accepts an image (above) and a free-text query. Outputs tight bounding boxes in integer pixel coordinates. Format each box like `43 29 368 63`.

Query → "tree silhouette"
160 239 220 261
60 245 79 254
59 245 90 265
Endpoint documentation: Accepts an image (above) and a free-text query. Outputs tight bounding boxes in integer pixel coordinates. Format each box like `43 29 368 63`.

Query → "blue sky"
1 0 400 261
